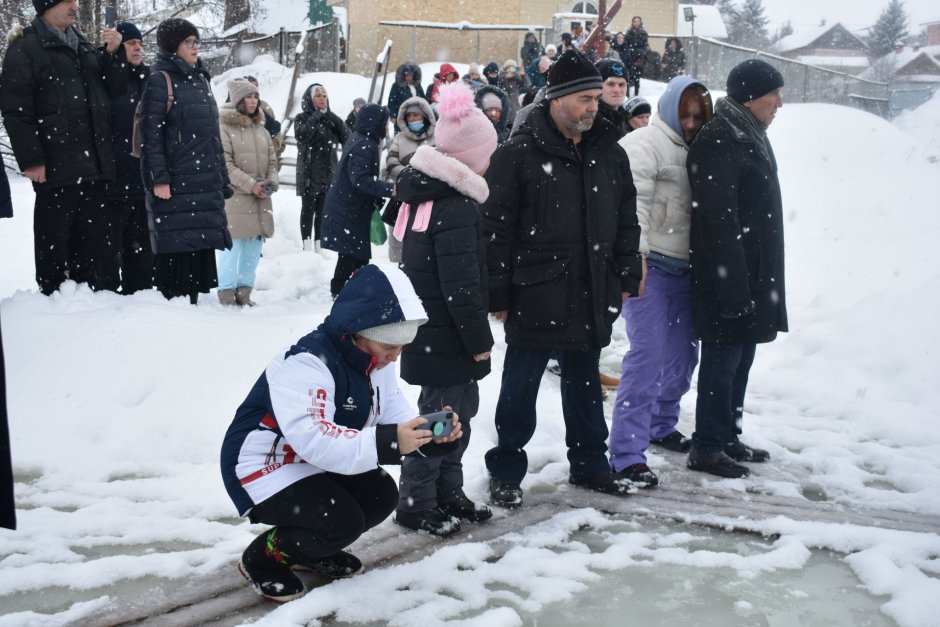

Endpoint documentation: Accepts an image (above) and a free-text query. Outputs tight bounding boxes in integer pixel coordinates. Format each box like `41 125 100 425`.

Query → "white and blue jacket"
220 265 428 516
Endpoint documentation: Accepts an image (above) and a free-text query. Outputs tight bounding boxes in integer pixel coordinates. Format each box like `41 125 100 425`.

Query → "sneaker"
687 448 750 478
489 478 524 508
546 362 562 377
395 508 462 536
724 440 770 463
650 430 693 453
292 550 364 579
568 472 632 496
612 463 659 489
238 530 305 603
439 494 493 523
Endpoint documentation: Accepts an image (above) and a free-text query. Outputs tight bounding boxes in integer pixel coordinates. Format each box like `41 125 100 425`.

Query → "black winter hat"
546 50 603 100
726 59 784 103
595 58 627 82
157 18 199 54
32 0 59 16
116 21 143 43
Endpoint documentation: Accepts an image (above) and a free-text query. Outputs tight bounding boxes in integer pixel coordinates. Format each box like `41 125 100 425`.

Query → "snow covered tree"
868 0 909 60
308 0 334 26
730 0 770 49
774 19 794 43
224 0 250 30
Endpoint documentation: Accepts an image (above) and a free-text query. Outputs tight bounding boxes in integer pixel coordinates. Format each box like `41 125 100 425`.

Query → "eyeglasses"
182 37 200 49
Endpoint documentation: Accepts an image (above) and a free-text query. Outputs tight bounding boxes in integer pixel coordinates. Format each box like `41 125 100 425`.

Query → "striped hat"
546 50 603 100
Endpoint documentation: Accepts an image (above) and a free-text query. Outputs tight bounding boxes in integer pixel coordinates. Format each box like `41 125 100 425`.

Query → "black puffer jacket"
597 100 631 138
0 18 124 189
107 57 149 202
397 147 494 387
139 52 230 254
294 83 347 197
687 97 788 344
482 102 642 350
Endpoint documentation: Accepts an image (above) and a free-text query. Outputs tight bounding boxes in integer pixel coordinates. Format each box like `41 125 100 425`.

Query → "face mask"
407 120 425 133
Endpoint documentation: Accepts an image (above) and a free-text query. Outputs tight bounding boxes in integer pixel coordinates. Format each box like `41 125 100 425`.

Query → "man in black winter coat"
482 51 643 507
103 21 153 294
594 58 631 138
686 59 788 479
0 0 126 295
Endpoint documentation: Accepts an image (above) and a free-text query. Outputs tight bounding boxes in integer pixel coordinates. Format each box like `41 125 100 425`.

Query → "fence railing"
688 37 890 117
198 19 342 77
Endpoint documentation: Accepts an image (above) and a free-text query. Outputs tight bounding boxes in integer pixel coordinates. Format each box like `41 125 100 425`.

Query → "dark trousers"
33 180 112 295
398 383 479 513
485 345 610 484
104 198 154 294
0 312 14 530
249 469 397 560
330 254 367 297
300 191 326 241
692 342 757 452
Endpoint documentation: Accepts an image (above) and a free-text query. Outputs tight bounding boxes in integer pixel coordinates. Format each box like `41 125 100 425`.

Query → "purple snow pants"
609 266 699 470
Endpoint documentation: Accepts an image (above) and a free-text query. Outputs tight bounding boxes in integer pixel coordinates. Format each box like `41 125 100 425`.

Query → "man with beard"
482 50 642 508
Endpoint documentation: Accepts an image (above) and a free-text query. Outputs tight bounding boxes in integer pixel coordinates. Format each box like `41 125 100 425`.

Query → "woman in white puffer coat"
217 78 278 306
607 76 713 488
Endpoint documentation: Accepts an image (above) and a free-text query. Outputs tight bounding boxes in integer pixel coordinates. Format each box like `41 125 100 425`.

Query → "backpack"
131 70 174 159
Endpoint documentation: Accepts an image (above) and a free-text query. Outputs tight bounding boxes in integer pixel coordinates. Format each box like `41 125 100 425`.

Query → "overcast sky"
762 0 936 34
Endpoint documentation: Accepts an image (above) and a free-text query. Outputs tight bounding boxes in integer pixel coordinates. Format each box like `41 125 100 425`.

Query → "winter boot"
650 430 693 453
394 508 462 536
724 440 770 462
291 550 364 579
568 471 633 496
612 463 659 489
235 286 256 307
687 447 750 478
217 288 237 307
489 478 524 508
302 238 313 251
238 529 305 603
439 494 493 523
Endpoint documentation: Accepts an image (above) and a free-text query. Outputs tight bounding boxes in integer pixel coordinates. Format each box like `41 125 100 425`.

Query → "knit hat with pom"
433 82 498 176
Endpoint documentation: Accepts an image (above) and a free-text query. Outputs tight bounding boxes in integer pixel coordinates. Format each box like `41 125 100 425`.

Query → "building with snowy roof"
772 23 869 76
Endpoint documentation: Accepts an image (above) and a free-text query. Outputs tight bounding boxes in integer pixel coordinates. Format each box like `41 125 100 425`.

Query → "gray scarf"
40 18 80 53
716 96 777 172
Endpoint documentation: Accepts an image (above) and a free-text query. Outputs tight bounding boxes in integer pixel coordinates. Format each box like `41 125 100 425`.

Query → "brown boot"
235 286 256 307
217 288 237 306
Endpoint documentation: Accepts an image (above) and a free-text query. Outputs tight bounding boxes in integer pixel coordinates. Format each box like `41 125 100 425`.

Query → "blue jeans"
692 342 757 452
609 267 699 470
484 345 610 484
217 237 263 290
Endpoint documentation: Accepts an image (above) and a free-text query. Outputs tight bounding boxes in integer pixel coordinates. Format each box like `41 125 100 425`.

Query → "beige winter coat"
219 105 278 239
619 114 693 260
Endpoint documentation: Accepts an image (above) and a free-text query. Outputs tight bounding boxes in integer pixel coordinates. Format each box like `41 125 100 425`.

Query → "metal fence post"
278 27 285 65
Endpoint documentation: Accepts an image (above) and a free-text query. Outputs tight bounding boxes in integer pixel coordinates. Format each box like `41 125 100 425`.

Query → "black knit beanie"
595 58 627 82
157 18 199 54
33 0 60 15
116 21 143 43
726 59 784 103
546 50 603 100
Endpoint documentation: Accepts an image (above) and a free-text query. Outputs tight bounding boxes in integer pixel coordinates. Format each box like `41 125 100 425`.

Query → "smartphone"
104 5 116 27
416 410 453 438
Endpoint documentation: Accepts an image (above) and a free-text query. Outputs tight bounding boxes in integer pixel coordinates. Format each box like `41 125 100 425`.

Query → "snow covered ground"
0 60 939 627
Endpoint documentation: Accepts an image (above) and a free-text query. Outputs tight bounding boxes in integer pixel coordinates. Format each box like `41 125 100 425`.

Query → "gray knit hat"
358 319 424 346
227 78 258 107
546 50 603 100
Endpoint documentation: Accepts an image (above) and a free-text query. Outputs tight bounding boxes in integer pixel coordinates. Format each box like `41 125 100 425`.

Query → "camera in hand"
417 410 453 438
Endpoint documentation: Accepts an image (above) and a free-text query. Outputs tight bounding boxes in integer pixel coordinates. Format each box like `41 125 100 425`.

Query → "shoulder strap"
161 70 174 111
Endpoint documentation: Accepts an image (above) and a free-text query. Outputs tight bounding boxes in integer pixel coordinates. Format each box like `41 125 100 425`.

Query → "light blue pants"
217 237 263 290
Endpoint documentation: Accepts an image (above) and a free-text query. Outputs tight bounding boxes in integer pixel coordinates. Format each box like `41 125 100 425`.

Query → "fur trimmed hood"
219 104 264 127
409 145 489 204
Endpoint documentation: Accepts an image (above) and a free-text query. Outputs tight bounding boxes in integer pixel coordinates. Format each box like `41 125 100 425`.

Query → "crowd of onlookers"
1 1 787 605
